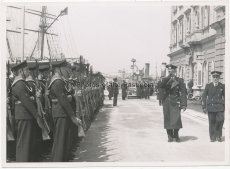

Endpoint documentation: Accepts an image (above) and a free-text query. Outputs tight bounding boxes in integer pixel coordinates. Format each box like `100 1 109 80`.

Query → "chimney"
145 63 150 78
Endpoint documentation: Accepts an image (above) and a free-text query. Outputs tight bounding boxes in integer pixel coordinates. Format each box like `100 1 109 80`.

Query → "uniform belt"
52 95 72 103
15 96 35 104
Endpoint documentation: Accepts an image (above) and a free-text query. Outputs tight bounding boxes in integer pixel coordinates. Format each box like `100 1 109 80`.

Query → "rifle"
81 67 92 127
35 60 50 140
6 61 15 141
44 59 53 132
77 76 87 130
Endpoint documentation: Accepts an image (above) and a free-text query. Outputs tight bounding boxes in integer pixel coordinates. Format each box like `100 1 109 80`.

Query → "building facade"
168 5 226 96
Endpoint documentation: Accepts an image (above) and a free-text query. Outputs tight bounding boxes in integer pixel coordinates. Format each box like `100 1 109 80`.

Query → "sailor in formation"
7 59 106 162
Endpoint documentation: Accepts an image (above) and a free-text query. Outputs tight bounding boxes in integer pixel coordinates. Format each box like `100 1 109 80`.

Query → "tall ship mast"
6 6 68 62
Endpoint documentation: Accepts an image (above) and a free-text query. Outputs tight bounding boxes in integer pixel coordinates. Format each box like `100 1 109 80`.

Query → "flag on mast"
60 7 68 16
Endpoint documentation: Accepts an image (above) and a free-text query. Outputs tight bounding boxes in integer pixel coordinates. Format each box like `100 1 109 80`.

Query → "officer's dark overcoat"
108 84 113 98
121 82 128 98
157 80 165 101
136 83 142 97
159 75 187 129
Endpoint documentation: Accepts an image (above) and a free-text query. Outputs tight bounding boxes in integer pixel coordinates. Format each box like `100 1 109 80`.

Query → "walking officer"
121 80 128 100
202 71 225 142
108 81 113 100
158 64 187 143
113 77 119 106
48 60 82 162
11 61 45 162
157 76 165 106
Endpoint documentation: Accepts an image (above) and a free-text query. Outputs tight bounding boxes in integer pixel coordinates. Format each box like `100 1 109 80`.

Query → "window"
197 63 202 86
179 19 183 42
178 24 180 42
172 22 177 44
194 8 199 30
186 13 191 34
174 6 177 14
201 6 209 28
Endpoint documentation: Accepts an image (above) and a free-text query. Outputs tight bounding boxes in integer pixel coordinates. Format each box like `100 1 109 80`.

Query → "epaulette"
48 75 64 89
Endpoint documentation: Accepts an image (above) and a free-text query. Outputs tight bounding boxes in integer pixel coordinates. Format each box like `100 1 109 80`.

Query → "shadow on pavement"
222 136 225 142
71 103 118 162
179 136 198 142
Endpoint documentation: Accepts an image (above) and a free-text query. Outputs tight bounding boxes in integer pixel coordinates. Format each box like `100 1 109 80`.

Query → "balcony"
187 29 202 45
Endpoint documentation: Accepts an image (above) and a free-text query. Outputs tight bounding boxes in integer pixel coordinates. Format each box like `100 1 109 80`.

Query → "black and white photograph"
0 0 229 167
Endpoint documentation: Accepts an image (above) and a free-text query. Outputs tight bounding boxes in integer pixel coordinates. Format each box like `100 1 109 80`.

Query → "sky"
6 2 171 76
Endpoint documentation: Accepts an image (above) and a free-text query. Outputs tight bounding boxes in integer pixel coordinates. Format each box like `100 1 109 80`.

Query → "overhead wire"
59 9 73 59
67 14 78 57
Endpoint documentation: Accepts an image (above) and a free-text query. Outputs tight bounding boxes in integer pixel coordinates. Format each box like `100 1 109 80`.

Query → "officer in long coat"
112 77 119 106
11 61 45 162
145 82 150 99
121 80 128 100
48 60 82 162
157 76 165 106
202 71 225 142
158 64 187 142
136 81 142 99
141 81 146 99
108 81 113 100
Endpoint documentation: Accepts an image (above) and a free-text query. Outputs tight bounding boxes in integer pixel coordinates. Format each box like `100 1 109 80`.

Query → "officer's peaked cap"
11 61 27 72
166 64 177 70
211 70 222 76
51 60 67 68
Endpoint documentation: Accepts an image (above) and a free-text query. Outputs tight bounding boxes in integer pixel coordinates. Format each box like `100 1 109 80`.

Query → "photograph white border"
0 0 229 168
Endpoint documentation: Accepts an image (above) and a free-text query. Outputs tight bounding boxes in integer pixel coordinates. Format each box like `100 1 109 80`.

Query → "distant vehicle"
127 86 137 99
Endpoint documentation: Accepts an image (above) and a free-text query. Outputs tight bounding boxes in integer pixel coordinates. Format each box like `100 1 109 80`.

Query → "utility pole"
156 62 158 82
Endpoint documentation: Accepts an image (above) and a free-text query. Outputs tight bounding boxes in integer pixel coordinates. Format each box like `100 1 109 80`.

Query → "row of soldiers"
107 80 155 101
6 57 105 162
135 81 154 99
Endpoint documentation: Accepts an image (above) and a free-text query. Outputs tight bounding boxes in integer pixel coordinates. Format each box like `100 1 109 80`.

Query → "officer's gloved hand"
45 90 50 96
71 116 82 127
181 106 186 112
203 108 207 114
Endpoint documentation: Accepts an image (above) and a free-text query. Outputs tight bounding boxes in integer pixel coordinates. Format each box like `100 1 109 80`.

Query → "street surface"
71 95 225 162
